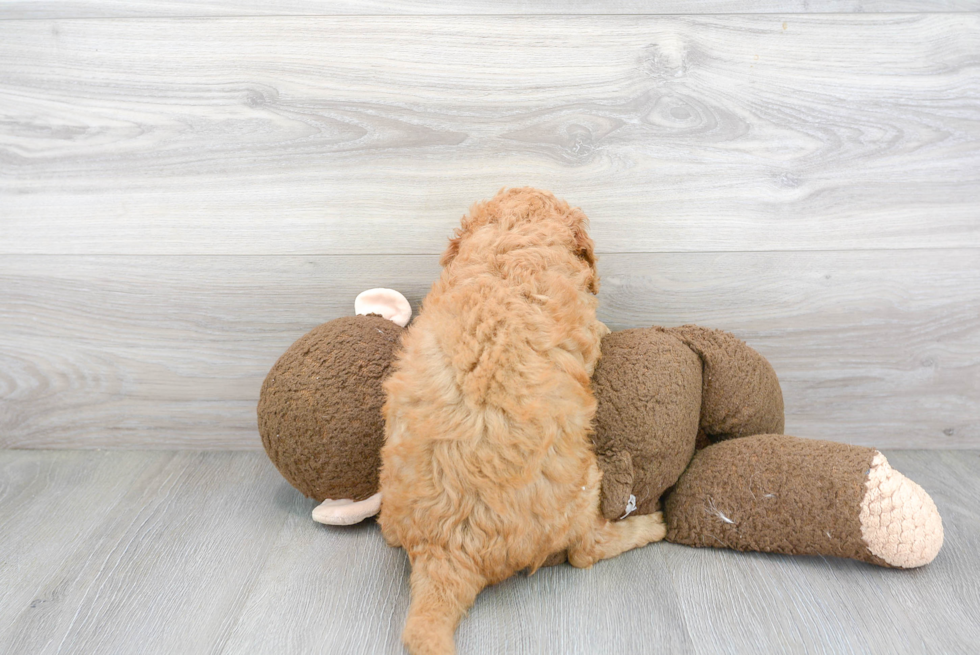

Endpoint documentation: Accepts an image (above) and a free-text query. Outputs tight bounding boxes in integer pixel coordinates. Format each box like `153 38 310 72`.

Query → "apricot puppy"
378 188 666 655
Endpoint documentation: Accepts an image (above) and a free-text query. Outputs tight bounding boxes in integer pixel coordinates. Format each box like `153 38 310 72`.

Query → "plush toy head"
257 289 409 524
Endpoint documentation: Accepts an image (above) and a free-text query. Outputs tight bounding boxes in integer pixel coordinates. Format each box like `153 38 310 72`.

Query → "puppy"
378 188 666 655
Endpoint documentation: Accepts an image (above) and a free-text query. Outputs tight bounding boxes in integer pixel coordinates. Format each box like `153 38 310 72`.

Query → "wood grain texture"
1 250 976 449
0 450 977 654
0 254 443 448
0 451 295 655
2 15 978 255
0 450 162 633
3 1 979 19
600 250 980 449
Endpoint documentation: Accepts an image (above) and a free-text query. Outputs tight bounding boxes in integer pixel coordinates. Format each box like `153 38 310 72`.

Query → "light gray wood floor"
1 448 977 655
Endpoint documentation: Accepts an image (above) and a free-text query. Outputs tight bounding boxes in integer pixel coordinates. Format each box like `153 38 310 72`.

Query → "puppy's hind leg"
567 511 667 569
402 551 487 655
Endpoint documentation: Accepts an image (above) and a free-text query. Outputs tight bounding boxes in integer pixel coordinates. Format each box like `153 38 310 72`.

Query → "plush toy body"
258 297 943 569
591 326 941 568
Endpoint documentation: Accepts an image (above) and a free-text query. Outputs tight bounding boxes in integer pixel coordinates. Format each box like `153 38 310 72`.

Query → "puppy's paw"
403 617 456 655
633 510 668 545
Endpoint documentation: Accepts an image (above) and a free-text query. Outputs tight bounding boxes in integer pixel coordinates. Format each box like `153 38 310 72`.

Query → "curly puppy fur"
378 188 667 655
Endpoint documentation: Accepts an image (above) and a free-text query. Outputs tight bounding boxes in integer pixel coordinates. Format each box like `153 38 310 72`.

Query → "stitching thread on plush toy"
747 473 760 501
705 532 735 549
619 494 637 519
706 497 736 525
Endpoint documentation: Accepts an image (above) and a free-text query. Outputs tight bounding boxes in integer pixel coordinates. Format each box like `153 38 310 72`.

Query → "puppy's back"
379 189 605 577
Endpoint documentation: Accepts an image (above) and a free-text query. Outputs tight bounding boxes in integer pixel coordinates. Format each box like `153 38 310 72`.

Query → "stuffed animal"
258 289 409 525
258 290 943 569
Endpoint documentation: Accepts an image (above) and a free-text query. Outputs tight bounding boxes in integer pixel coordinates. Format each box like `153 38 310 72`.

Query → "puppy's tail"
402 552 487 655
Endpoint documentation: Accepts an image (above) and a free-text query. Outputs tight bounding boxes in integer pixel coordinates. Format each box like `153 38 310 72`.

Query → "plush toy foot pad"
860 452 943 568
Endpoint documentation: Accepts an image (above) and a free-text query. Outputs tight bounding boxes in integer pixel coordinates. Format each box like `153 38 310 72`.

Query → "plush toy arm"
663 434 943 568
666 326 784 443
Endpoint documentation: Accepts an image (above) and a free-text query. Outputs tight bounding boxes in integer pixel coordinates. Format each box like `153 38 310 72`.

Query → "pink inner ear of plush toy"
355 288 412 327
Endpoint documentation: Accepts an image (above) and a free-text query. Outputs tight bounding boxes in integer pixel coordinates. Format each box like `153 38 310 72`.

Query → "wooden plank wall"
2 1 979 19
1 3 978 449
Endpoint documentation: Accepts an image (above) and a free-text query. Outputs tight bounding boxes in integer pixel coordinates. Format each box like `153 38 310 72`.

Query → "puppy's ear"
440 231 462 267
573 222 600 295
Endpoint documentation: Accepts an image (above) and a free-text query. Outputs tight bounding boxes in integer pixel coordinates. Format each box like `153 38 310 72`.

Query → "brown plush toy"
258 289 410 524
258 290 943 569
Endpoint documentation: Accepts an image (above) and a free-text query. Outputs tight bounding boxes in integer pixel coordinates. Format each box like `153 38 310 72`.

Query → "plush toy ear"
354 288 412 327
312 493 382 525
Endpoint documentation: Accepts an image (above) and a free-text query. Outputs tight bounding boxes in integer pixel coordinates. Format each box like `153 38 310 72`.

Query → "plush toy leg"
402 552 487 655
666 326 785 442
566 511 667 568
664 434 943 568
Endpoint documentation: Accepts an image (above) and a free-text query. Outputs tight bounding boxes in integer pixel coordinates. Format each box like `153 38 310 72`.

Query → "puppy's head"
440 187 599 294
